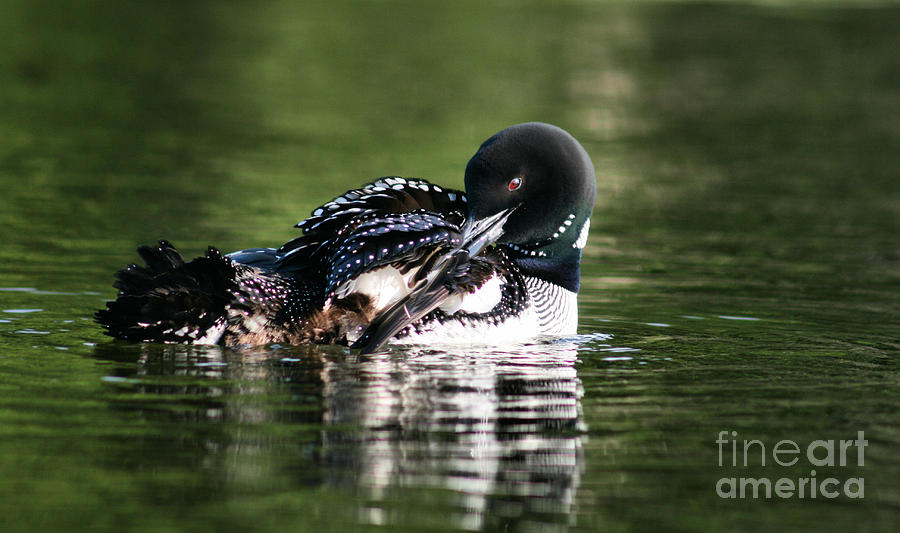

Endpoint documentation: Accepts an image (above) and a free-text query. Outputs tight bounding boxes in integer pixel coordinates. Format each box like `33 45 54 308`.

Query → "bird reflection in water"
102 339 587 532
322 342 586 531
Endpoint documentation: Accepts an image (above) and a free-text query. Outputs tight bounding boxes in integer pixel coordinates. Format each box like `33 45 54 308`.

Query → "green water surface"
1 1 898 532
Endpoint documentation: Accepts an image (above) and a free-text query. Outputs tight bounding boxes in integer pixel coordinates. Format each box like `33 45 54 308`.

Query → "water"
1 1 899 531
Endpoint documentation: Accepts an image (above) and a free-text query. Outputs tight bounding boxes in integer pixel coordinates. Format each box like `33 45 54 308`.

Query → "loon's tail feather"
96 240 240 344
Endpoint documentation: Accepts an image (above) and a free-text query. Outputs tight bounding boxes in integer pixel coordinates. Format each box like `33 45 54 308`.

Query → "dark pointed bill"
460 206 517 257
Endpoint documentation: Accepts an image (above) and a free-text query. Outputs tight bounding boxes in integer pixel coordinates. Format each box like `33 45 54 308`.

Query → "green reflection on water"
1 1 899 532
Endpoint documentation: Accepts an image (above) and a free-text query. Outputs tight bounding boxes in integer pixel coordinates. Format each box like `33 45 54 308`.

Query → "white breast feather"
333 266 419 311
393 306 541 346
439 274 503 315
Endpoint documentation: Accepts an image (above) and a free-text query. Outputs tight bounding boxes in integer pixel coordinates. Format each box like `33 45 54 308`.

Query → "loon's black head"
464 122 596 258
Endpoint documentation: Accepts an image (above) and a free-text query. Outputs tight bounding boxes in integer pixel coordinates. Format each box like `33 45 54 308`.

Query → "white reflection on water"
320 341 586 531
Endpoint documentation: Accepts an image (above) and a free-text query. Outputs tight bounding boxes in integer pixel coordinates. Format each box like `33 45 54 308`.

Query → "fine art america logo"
715 431 867 499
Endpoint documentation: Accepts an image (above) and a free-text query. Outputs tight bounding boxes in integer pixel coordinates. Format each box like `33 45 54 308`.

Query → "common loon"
96 122 597 353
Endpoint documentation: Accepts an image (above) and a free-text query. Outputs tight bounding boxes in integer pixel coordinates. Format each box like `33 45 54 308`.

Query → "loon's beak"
460 206 517 257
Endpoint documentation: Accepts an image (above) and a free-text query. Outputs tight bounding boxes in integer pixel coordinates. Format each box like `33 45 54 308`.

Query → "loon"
96 122 596 354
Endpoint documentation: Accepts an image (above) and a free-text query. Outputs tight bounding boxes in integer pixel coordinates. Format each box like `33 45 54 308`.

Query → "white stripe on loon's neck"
499 217 589 293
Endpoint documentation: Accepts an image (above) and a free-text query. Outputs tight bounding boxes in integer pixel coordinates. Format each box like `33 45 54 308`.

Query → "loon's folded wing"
349 250 469 354
231 177 469 345
350 208 516 354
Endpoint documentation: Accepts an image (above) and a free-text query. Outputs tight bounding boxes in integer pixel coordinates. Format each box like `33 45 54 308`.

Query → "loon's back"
98 178 467 347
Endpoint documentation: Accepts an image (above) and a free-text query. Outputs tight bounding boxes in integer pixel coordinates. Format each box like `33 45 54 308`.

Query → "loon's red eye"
507 177 522 191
